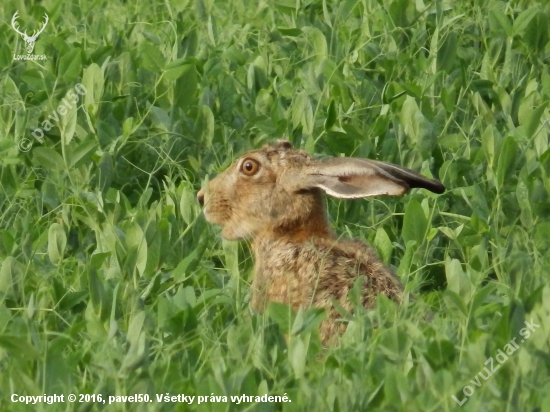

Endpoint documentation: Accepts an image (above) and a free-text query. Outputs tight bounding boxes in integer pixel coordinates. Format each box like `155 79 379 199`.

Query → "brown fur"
197 140 444 345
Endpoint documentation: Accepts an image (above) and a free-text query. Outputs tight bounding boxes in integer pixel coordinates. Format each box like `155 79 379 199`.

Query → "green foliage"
1 0 550 410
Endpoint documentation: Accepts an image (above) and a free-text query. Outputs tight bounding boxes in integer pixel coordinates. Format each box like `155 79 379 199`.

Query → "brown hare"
197 140 444 345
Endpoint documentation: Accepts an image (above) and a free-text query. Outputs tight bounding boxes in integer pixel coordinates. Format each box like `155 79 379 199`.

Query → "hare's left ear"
290 157 445 198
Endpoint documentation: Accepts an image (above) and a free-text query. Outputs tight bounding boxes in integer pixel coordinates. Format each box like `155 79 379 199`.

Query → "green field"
1 0 550 410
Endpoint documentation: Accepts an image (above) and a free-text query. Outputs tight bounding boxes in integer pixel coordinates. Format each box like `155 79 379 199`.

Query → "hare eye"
241 159 260 176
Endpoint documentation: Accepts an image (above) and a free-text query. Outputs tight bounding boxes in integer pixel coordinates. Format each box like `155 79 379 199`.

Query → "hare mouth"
202 206 238 233
221 221 256 240
202 208 224 225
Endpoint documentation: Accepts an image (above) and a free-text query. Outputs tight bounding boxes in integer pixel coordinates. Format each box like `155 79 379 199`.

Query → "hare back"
251 235 402 315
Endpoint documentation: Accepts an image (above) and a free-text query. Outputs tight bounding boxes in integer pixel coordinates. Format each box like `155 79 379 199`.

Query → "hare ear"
294 157 445 198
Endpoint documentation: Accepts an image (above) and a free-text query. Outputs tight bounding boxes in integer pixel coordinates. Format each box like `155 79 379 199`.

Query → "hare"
197 140 444 345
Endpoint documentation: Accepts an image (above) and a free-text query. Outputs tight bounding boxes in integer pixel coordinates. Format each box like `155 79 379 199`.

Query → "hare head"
197 140 444 242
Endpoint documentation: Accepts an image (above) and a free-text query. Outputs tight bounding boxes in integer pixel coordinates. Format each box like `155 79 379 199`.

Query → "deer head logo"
11 11 49 54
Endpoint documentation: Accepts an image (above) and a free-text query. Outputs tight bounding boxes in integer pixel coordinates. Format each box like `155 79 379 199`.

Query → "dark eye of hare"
241 159 260 176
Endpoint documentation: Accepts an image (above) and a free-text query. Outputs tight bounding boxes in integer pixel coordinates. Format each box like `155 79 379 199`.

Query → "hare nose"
197 189 205 206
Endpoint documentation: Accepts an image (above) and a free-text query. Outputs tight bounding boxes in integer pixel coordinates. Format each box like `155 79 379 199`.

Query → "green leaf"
471 283 497 317
139 42 165 72
441 87 456 113
324 100 337 130
523 102 549 140
88 260 107 318
0 306 11 334
496 136 518 187
481 124 496 168
97 152 113 193
374 227 393 264
445 258 471 300
291 307 326 335
157 218 171 267
322 0 332 28
388 0 414 28
122 117 133 137
0 335 41 360
535 221 550 251
195 288 225 307
468 184 491 224
424 339 456 370
164 60 191 81
397 240 416 278
443 290 468 318
277 28 302 37
144 229 160 277
59 291 88 311
48 223 67 265
222 239 239 279
172 249 198 283
371 113 390 138
57 48 82 81
489 9 513 37
267 302 295 334
292 91 313 134
516 179 533 228
524 12 549 52
399 96 435 154
20 69 45 89
90 252 110 271
33 147 64 170
82 63 105 119
255 89 273 115
542 148 550 176
127 311 146 347
68 138 97 168
174 64 198 108
323 130 355 156
179 183 196 225
124 222 147 277
288 336 307 379
0 257 19 298
121 311 147 371
247 56 267 92
402 199 428 246
221 45 246 65
60 90 78 146
513 7 539 37
436 32 458 73
303 26 327 62
195 105 215 146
